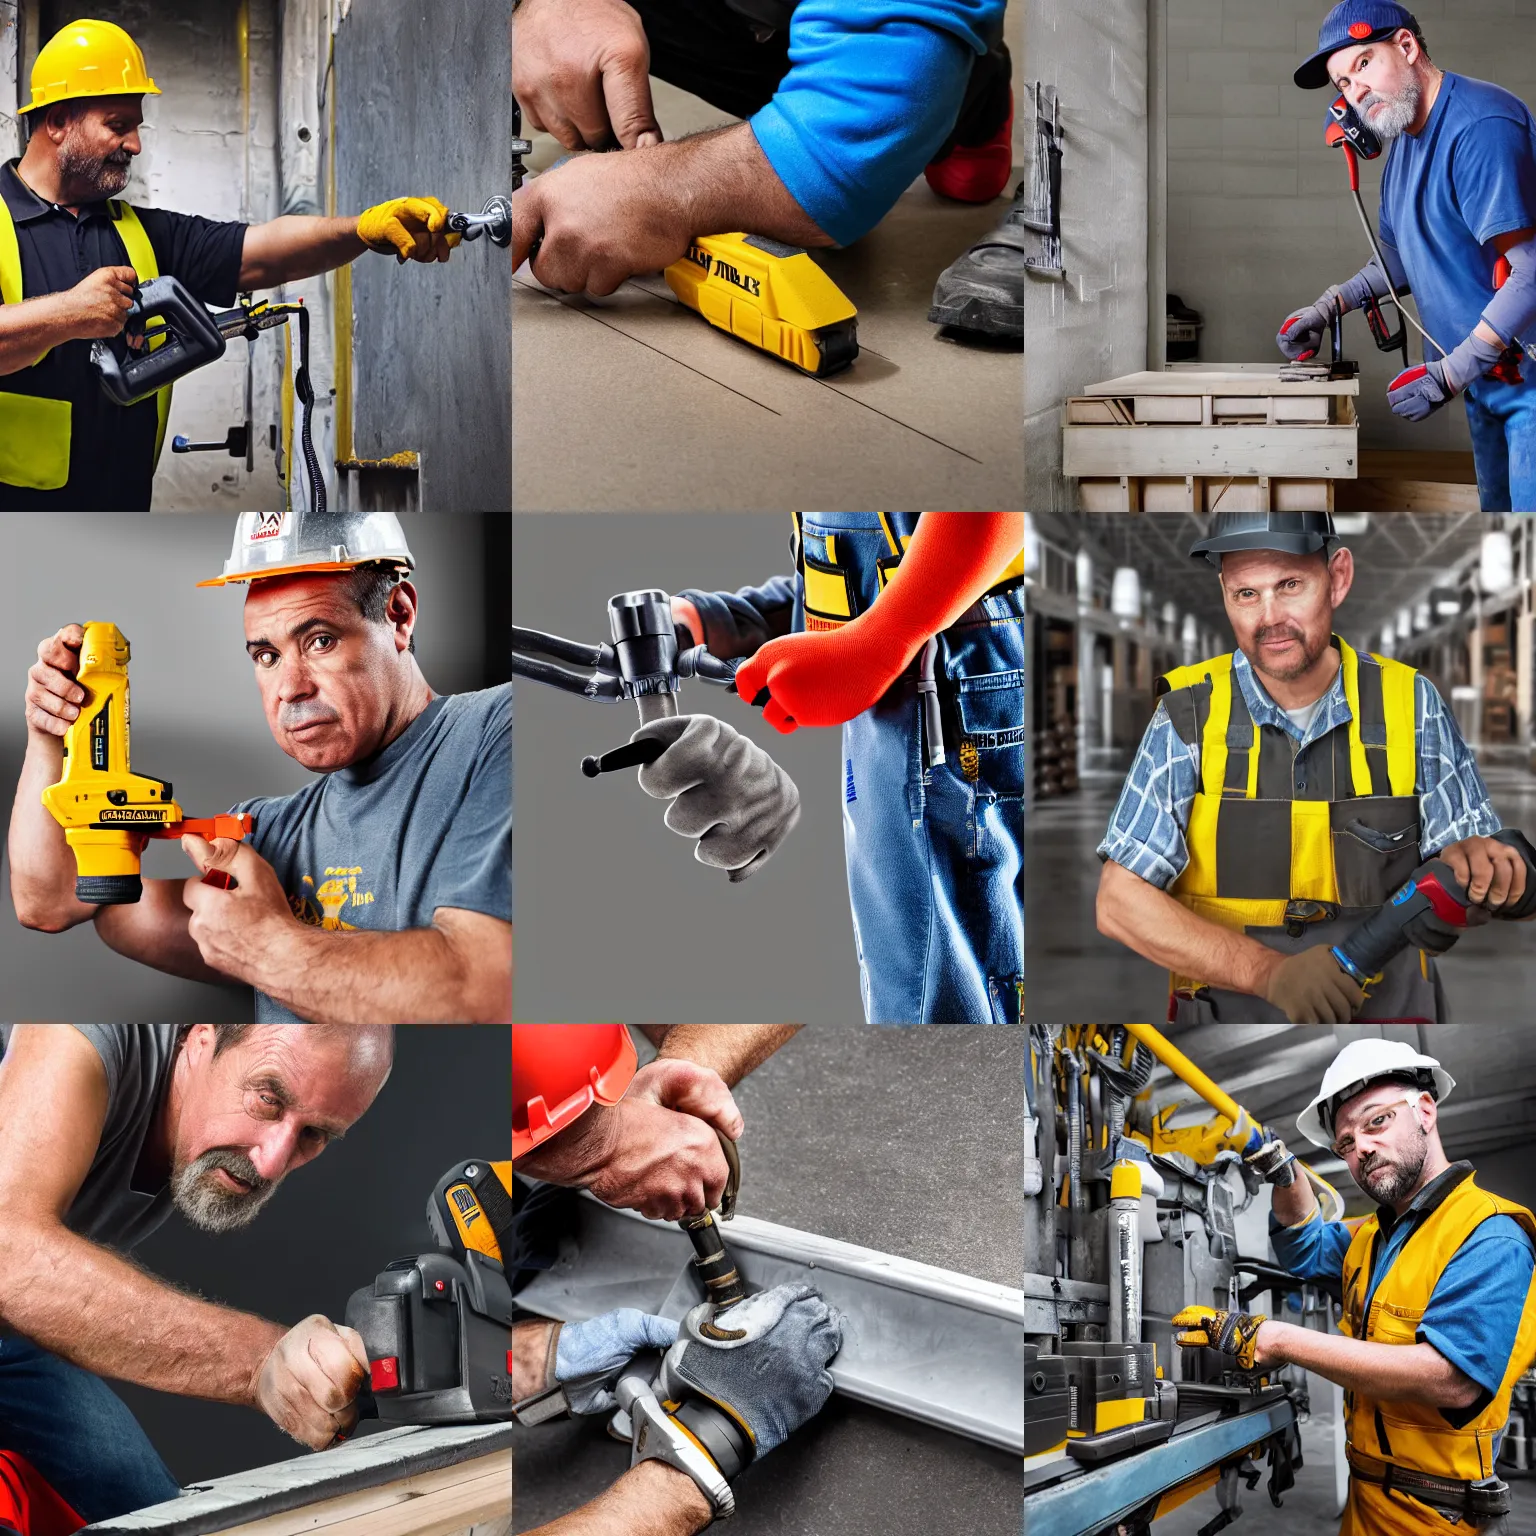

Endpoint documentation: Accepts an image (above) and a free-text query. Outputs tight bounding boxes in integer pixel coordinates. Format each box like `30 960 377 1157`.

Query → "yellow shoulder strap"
109 201 171 469
1376 653 1419 797
1338 637 1373 796
0 191 21 308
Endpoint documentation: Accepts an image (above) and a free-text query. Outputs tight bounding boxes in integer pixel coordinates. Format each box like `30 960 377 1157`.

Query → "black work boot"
927 180 1026 340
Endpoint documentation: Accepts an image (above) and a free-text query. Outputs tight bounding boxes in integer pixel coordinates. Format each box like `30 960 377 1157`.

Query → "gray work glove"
663 1283 841 1458
1277 286 1344 361
1244 1136 1298 1188
554 1308 680 1415
633 714 800 882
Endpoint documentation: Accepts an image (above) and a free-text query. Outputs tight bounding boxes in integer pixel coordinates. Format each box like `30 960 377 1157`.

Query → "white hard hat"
198 511 415 588
1296 1038 1455 1148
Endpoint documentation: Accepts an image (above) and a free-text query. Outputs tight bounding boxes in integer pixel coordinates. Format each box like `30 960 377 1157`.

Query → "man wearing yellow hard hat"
0 19 459 512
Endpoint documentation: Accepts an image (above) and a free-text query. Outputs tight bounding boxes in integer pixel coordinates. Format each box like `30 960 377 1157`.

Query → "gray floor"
512 1026 1025 1534
1025 763 1536 1025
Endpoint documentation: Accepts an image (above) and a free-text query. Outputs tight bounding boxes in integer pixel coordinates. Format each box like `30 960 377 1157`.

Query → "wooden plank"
1076 476 1332 513
1131 396 1202 424
1080 366 1360 398
1063 424 1358 479
1065 398 1124 425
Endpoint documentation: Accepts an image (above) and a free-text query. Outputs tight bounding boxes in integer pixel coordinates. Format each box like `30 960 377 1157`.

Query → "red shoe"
925 90 1014 204
0 1454 85 1536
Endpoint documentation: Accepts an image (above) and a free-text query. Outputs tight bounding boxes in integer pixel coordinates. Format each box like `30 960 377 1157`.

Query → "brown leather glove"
1171 1305 1267 1370
1261 944 1364 1024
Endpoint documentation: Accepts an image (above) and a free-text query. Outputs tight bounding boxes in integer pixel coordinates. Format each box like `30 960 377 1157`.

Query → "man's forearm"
645 1025 801 1088
526 1459 713 1536
511 1319 559 1401
239 216 366 289
251 921 510 1024
0 1220 282 1402
1097 861 1281 998
7 740 96 933
1260 1322 1476 1409
669 125 829 249
1270 1169 1319 1228
0 293 82 376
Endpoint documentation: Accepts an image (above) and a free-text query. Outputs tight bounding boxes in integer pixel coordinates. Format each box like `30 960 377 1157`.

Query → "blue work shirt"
1272 1168 1535 1423
749 0 1005 247
1097 644 1499 890
1379 73 1536 364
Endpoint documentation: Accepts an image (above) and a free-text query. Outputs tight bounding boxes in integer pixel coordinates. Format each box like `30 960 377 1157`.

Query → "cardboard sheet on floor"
513 179 1024 511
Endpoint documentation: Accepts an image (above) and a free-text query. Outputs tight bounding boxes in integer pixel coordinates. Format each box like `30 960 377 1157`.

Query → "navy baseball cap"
1295 0 1423 90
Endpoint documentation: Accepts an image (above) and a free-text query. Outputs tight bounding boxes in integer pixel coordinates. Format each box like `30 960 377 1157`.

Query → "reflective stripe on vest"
0 193 171 491
1339 1169 1536 1486
1161 637 1419 932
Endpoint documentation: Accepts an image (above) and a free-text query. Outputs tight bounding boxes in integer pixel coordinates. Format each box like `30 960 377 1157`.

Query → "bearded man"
0 19 461 511
0 1024 394 1525
1278 2 1536 511
1094 511 1525 1026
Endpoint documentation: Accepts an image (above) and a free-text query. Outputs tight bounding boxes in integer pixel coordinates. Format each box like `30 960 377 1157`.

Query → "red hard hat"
513 1024 638 1161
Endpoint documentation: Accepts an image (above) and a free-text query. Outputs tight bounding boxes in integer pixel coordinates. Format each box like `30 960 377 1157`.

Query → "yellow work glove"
1171 1305 1266 1370
357 196 460 263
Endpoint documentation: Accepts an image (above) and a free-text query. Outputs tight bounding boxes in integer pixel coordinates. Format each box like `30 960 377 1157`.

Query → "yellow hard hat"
21 19 160 116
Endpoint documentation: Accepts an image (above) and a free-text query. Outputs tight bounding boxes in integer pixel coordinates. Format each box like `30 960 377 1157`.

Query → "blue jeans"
1464 377 1536 511
0 1334 178 1524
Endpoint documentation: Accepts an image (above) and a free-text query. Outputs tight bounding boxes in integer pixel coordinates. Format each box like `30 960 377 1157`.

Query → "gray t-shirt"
0 1024 178 1252
231 685 512 1022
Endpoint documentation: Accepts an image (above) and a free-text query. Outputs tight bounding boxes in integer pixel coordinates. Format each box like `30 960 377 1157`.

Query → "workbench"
1063 365 1360 513
78 1424 512 1536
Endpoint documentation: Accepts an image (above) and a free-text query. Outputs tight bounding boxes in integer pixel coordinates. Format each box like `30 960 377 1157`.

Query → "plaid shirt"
1098 647 1501 889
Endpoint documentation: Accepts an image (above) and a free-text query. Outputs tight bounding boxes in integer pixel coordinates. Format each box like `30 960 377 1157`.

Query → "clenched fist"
64 266 137 341
252 1314 370 1449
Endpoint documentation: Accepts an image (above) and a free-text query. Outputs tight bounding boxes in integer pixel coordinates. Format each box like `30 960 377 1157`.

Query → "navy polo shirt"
0 159 247 511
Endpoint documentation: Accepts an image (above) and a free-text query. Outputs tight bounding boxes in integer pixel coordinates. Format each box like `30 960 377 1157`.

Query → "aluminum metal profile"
514 1192 1026 1455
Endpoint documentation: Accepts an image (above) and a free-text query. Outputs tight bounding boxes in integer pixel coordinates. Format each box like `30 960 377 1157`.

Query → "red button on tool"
370 1356 400 1392
507 1349 516 1372
1350 21 1373 38
435 1279 446 1292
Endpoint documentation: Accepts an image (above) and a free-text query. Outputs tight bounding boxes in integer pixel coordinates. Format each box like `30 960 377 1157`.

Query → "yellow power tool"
40 622 253 906
665 233 859 377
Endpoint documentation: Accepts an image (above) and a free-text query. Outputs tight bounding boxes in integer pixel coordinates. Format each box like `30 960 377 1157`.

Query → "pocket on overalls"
955 668 1024 795
1330 799 1422 908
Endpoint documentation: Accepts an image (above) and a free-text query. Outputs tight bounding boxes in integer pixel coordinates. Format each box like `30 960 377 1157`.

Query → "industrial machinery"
1026 1024 1344 1536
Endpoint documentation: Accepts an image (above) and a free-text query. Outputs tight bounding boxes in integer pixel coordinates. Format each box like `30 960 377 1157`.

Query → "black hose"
292 303 325 514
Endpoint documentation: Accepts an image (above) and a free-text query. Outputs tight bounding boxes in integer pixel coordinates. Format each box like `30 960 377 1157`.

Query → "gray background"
512 514 865 1025
0 513 509 1023
337 0 512 510
512 1024 1025 1535
95 1024 511 1483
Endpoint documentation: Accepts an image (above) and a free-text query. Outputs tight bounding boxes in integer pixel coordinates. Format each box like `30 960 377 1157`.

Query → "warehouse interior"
1023 511 1536 1022
1024 0 1536 514
1027 1022 1536 1535
511 24 1026 514
1 0 511 511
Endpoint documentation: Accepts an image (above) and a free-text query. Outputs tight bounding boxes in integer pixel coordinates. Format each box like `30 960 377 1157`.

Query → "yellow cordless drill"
40 622 252 905
665 233 859 377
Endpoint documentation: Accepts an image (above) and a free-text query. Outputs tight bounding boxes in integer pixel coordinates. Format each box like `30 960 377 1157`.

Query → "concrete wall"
32 0 286 507
336 0 511 511
1167 0 1536 456
1024 0 1151 510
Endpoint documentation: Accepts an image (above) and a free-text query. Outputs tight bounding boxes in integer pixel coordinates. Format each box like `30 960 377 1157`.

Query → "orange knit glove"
734 512 1023 733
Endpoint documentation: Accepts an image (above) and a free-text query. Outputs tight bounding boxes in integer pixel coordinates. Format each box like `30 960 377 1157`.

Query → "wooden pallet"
1064 366 1359 512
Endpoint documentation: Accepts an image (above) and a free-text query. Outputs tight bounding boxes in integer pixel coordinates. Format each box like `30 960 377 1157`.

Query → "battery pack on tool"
91 276 227 407
665 233 859 377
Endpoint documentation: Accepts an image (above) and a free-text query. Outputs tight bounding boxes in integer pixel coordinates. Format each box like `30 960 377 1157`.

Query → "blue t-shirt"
748 0 1005 247
1272 1190 1535 1420
230 686 512 1022
1379 73 1536 377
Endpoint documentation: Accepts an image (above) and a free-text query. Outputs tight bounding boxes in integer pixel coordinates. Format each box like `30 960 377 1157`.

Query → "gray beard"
171 1147 279 1233
1361 79 1423 142
56 139 131 202
1245 627 1329 685
1358 1136 1428 1206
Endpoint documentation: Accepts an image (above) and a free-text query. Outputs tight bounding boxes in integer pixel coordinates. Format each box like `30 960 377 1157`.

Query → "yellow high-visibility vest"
0 192 171 492
1337 1167 1536 1532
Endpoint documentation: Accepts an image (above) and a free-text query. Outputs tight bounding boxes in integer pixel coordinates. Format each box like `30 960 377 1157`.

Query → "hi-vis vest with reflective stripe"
0 193 171 493
1339 1167 1536 1487
792 511 1027 630
1159 636 1421 936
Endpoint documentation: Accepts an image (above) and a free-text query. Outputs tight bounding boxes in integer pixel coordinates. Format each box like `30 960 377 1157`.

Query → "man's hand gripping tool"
39 622 253 905
511 589 768 777
1331 828 1536 986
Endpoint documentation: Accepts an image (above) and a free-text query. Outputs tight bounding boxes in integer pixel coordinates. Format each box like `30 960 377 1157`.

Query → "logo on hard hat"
1349 21 1373 38
250 511 287 542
